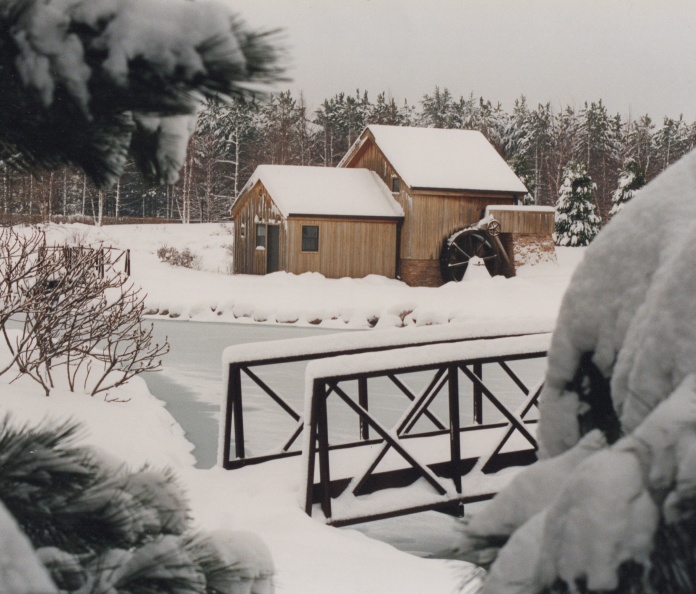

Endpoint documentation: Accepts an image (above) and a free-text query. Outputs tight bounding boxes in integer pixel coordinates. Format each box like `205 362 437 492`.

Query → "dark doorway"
267 225 280 272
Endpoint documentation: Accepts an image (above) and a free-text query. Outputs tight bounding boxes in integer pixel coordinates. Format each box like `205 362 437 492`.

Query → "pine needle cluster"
0 417 274 593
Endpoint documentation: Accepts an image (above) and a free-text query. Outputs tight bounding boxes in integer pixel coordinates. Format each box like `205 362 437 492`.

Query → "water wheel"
440 228 501 282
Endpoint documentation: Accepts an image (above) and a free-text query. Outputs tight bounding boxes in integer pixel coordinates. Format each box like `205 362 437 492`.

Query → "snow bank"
30 222 581 333
0 374 195 469
0 332 471 594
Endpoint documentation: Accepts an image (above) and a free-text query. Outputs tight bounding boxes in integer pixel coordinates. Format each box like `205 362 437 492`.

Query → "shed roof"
237 165 404 219
341 125 528 194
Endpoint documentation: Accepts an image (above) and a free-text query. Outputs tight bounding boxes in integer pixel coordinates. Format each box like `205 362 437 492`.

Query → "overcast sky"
230 0 696 122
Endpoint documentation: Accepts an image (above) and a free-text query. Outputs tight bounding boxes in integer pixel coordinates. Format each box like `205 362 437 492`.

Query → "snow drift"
459 149 696 592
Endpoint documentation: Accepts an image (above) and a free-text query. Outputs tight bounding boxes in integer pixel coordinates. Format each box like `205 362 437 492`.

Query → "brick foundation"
399 259 443 287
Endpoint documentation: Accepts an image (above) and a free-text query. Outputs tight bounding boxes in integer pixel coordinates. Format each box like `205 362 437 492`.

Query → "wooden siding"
399 193 513 260
342 133 517 260
232 181 287 275
486 207 555 235
344 132 401 190
287 217 397 279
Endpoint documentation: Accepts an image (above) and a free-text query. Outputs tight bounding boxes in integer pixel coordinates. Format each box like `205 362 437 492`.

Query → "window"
256 223 266 248
391 175 401 193
240 223 246 239
301 225 319 252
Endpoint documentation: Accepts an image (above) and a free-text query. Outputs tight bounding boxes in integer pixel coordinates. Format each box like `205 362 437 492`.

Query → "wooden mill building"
338 125 530 286
232 125 554 285
231 165 403 279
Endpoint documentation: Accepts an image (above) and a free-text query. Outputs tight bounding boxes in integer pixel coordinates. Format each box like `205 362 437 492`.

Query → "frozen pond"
144 319 546 471
143 320 341 468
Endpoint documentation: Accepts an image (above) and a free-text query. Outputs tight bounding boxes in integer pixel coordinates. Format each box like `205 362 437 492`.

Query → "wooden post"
305 379 321 516
230 366 245 460
317 384 332 519
448 365 462 493
358 377 369 440
221 366 235 467
473 362 483 424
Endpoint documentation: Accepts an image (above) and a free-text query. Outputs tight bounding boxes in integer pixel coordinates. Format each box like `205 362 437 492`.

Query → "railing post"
448 365 462 493
358 377 369 440
228 365 245 461
317 382 332 520
473 362 483 424
305 379 322 516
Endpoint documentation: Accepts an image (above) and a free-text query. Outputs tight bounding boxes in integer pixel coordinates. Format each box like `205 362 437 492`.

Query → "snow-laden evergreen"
0 0 281 187
454 148 696 593
609 158 646 218
554 161 601 246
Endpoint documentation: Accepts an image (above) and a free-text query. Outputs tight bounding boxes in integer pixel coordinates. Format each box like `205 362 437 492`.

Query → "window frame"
256 223 266 249
301 224 319 253
391 175 401 193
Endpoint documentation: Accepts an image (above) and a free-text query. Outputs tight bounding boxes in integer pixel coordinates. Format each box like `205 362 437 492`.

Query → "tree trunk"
81 174 87 216
62 168 67 217
114 178 121 219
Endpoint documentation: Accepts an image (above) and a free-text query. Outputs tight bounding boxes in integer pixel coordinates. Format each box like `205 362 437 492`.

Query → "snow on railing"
299 334 550 525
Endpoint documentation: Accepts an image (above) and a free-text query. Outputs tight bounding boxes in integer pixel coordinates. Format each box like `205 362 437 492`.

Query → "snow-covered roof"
342 125 528 194
237 165 404 219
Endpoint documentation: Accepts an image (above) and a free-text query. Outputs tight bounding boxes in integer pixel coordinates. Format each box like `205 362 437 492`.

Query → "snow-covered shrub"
156 245 201 269
554 161 601 246
609 158 646 219
0 227 168 396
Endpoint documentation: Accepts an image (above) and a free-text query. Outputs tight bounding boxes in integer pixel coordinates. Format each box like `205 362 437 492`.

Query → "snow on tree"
554 160 601 246
453 148 696 593
0 0 281 188
609 158 646 218
0 416 276 592
508 153 536 205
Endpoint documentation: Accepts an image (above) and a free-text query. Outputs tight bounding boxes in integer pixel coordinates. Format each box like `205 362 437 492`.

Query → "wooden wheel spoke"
473 239 489 258
443 229 501 282
452 242 471 259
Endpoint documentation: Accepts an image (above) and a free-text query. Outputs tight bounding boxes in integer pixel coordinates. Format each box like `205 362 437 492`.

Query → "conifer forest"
3 87 694 226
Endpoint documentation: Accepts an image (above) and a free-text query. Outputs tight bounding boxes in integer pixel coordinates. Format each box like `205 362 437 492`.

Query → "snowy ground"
36 222 584 330
2 222 586 593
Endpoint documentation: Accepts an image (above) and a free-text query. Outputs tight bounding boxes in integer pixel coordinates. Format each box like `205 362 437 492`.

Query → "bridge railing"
219 321 552 471
39 245 131 277
300 334 549 525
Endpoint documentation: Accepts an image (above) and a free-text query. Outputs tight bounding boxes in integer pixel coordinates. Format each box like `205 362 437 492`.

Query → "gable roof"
236 165 404 219
340 124 528 194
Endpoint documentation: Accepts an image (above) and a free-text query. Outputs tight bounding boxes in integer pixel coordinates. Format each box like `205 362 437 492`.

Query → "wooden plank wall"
287 218 397 279
233 181 287 275
343 135 517 260
486 208 555 235
402 193 513 260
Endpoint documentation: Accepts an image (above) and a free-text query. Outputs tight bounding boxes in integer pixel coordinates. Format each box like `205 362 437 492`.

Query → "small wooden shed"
339 125 529 286
231 165 404 279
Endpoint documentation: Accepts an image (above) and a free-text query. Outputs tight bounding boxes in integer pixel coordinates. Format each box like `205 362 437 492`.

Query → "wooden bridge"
220 324 549 526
